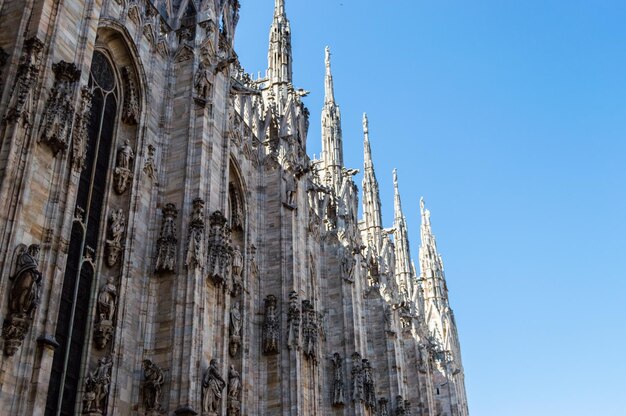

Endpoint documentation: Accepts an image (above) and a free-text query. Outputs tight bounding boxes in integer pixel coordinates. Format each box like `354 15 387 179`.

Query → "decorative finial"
420 197 425 213
325 46 331 68
393 169 398 187
363 113 369 134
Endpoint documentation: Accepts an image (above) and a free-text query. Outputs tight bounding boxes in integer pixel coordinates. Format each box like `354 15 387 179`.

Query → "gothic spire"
267 0 292 85
321 47 343 191
362 113 383 238
419 198 448 304
393 169 413 299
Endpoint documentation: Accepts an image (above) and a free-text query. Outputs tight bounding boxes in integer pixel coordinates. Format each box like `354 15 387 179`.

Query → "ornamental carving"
262 294 279 355
351 352 363 402
121 67 139 125
93 277 117 349
5 37 44 124
202 359 226 415
227 365 241 416
229 301 242 357
105 209 126 267
286 291 300 350
82 355 113 415
363 359 377 410
39 61 81 154
206 210 233 286
185 198 205 270
143 359 165 413
155 203 178 273
2 244 42 356
113 140 134 194
71 86 93 172
301 299 317 363
331 353 345 406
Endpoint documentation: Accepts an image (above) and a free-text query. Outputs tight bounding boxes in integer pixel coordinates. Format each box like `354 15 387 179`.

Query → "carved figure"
229 301 242 356
2 244 43 356
302 300 317 362
143 144 157 180
341 251 355 283
262 295 279 354
143 359 165 412
231 245 243 296
155 203 178 273
286 291 300 350
331 353 345 406
121 67 139 125
351 352 363 402
72 86 93 172
284 169 297 206
206 211 233 286
378 397 389 416
114 140 134 194
227 365 241 416
105 209 125 267
202 359 226 415
363 359 377 409
418 344 429 374
94 277 117 349
395 395 406 416
82 355 113 415
185 198 205 270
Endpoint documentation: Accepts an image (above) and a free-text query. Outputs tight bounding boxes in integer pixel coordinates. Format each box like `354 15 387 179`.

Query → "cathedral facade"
0 0 469 415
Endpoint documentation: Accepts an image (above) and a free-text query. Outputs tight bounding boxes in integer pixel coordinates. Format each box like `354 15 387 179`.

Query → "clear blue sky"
234 1 626 415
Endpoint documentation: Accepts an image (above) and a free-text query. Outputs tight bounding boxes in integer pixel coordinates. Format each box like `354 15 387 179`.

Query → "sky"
233 1 626 415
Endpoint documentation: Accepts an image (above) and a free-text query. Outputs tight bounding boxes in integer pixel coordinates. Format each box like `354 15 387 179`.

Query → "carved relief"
206 210 233 286
72 86 93 172
185 198 205 270
202 359 226 415
363 359 377 410
142 359 165 413
331 353 345 406
286 291 300 350
262 294 279 355
113 139 134 194
227 365 241 416
93 277 117 349
230 245 243 296
105 209 126 267
82 355 113 415
2 244 42 356
229 301 242 357
5 37 44 124
143 144 157 180
155 203 178 273
39 61 81 154
302 299 317 363
351 352 363 402
395 395 406 416
121 67 139 125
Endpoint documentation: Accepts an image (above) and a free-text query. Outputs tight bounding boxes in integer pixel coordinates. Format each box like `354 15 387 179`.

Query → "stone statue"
302 300 317 362
284 169 297 207
231 245 243 296
363 359 377 410
341 251 355 283
229 301 242 356
105 209 125 267
395 395 406 416
378 397 389 416
418 344 429 374
331 352 345 406
206 211 233 286
351 352 363 402
142 359 165 412
114 139 134 194
143 144 157 180
94 277 117 349
82 355 113 415
202 359 226 415
262 295 279 354
185 198 205 270
2 244 42 356
155 203 178 273
227 365 241 416
286 291 300 350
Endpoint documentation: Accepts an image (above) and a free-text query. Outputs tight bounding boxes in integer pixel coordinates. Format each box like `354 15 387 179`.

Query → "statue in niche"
142 359 165 412
155 203 178 273
301 300 317 363
395 395 406 416
114 139 134 194
418 344 429 374
185 198 205 270
231 245 243 296
378 397 389 416
82 355 113 415
248 245 258 281
351 352 363 402
93 277 117 349
262 295 279 354
143 144 157 180
105 209 125 267
286 291 300 350
363 359 376 410
206 211 233 286
404 400 412 416
227 365 241 416
202 359 226 415
341 250 355 283
229 301 242 357
283 169 297 207
331 353 345 406
2 244 42 356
